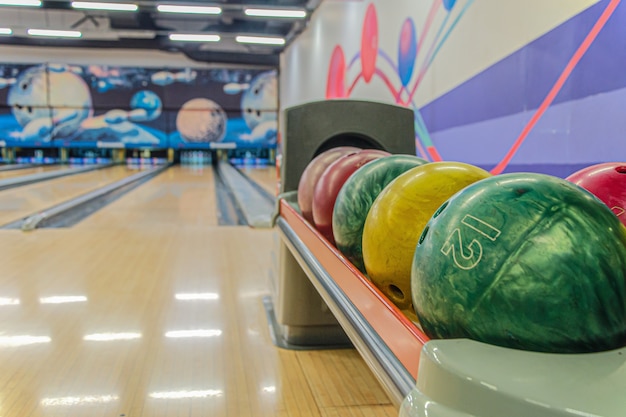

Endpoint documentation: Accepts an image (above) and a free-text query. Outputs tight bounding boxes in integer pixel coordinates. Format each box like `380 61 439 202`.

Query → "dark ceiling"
0 0 322 66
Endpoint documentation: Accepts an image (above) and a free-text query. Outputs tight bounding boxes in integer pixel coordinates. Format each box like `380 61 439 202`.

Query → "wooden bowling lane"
0 164 69 180
0 165 140 226
0 225 395 416
76 165 219 230
0 162 396 416
235 165 278 196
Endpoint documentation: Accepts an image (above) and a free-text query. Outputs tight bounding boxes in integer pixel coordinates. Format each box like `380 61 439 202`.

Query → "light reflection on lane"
39 295 88 304
40 394 119 406
165 329 222 338
83 332 142 341
0 297 19 305
149 389 223 399
175 292 219 301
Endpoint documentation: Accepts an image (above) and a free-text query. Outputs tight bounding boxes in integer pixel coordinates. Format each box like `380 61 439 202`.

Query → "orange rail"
279 199 429 379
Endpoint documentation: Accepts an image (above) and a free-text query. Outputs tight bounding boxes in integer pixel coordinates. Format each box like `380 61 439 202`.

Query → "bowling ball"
362 162 491 322
297 146 360 223
566 162 626 226
412 173 626 353
313 149 390 244
332 154 428 273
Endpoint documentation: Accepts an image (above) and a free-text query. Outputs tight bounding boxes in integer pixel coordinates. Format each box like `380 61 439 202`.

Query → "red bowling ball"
312 149 390 244
297 146 360 223
566 162 626 226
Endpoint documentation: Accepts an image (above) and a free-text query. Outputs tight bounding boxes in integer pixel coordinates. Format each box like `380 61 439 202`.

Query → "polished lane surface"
0 165 396 417
0 164 69 180
0 165 144 225
77 165 219 229
236 164 278 196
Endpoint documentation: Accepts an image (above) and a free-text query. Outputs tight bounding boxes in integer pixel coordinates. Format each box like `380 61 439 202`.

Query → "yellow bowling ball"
362 161 491 321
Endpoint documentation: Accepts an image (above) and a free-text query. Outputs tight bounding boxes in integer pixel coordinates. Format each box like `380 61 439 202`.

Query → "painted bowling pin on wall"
322 1 474 162
398 18 418 89
326 46 346 99
361 3 379 83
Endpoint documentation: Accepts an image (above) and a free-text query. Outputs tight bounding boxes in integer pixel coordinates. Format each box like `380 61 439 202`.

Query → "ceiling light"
28 29 82 38
71 2 138 11
157 4 221 15
175 292 219 300
0 0 41 6
169 33 220 42
236 35 285 46
244 8 306 18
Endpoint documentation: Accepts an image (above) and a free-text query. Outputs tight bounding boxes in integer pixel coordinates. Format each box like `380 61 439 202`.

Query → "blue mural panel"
166 69 278 150
0 63 277 150
0 64 52 146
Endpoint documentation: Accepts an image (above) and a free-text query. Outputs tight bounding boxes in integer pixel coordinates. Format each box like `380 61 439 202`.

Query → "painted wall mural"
325 1 470 163
283 0 625 177
0 63 277 150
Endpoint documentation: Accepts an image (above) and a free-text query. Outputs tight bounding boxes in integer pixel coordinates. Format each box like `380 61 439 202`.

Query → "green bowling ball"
412 173 626 353
332 154 428 273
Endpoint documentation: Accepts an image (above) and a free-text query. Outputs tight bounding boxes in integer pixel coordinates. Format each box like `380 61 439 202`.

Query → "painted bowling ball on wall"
332 154 428 273
8 65 93 139
566 162 626 226
176 98 227 143
241 71 277 131
297 146 361 223
130 90 162 121
362 162 490 322
313 149 390 244
412 173 626 353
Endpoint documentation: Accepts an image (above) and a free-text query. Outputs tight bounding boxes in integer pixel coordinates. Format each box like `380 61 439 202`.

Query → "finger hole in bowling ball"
615 166 626 174
388 284 405 302
432 201 449 218
418 225 429 245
